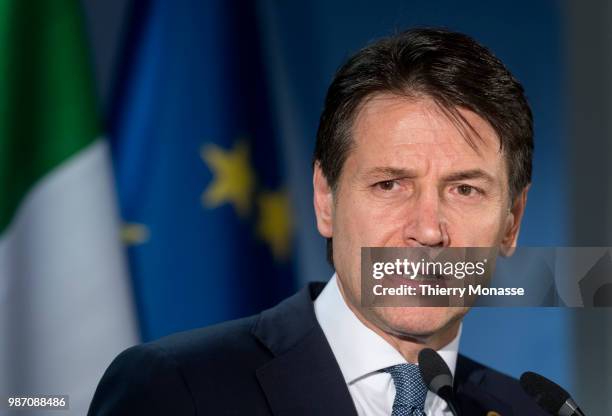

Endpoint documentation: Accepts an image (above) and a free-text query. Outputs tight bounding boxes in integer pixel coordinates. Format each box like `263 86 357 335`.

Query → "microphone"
418 348 460 416
520 371 586 416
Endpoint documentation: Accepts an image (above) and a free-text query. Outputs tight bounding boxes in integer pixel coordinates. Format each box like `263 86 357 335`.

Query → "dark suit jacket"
89 282 547 415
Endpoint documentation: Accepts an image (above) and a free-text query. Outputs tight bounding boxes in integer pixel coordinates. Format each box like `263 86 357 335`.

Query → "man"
89 28 546 415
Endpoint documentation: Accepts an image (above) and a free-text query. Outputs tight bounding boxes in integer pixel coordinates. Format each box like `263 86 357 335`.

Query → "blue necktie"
383 363 428 416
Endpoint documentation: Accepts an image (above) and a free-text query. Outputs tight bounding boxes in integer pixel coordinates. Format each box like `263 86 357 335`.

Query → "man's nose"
402 189 448 247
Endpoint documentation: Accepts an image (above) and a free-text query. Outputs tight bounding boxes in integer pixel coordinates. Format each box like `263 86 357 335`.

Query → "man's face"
313 94 528 341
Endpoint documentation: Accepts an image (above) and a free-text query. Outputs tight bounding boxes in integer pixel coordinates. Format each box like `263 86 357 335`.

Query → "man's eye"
376 180 397 191
456 184 480 196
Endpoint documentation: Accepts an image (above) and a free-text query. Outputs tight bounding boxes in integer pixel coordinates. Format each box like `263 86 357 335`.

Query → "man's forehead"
352 93 502 154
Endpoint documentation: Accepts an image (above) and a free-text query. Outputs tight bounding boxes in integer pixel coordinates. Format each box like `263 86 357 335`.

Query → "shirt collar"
314 274 461 384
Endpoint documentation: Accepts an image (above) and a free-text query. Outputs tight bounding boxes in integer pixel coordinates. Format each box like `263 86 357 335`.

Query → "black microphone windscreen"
520 371 570 414
418 348 452 390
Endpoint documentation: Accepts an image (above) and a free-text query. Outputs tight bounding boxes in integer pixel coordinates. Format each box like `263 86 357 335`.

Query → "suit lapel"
456 380 514 415
454 354 514 416
252 283 358 416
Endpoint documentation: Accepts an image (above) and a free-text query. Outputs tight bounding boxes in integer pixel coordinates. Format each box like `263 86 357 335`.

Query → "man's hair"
313 27 534 266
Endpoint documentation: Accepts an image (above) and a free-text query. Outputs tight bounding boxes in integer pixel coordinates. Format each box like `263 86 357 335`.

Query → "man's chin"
369 306 467 341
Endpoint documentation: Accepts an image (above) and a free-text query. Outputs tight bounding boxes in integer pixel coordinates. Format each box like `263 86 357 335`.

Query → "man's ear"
313 162 334 238
500 185 530 257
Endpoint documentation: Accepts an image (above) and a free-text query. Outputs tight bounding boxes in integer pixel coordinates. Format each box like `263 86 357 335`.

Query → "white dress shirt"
314 274 462 416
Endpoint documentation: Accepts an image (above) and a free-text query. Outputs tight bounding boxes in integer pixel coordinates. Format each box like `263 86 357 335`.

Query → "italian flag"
0 1 138 413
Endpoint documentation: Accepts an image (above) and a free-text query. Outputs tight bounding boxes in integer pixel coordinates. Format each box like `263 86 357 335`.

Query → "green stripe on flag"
0 1 100 234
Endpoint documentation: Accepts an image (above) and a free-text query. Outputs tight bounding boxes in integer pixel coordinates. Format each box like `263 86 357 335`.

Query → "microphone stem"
446 400 459 416
559 398 585 416
437 386 460 416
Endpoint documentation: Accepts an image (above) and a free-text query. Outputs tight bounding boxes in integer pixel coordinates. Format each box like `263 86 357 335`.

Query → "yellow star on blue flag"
201 140 255 217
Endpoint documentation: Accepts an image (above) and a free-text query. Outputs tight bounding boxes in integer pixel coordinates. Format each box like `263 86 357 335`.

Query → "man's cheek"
454 217 503 246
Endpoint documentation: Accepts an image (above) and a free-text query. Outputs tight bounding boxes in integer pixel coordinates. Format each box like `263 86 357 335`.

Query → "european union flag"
109 0 295 341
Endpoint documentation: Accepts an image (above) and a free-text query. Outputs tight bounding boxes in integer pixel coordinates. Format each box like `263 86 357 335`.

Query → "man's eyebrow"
442 169 496 183
362 167 420 178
